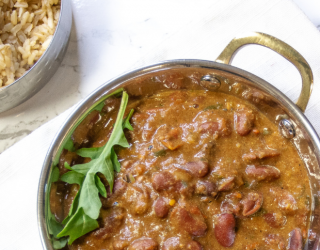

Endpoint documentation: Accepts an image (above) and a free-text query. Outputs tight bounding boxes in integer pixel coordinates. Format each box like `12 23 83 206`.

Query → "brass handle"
216 32 313 112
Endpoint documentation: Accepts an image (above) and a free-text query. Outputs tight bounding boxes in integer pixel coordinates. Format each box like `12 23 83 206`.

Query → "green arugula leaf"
95 175 107 197
78 172 102 219
59 168 83 225
62 191 80 225
111 147 121 172
58 208 99 244
93 101 105 112
154 149 167 157
64 161 91 175
64 138 75 152
53 237 68 249
51 166 60 183
60 171 84 186
49 216 64 238
57 91 133 244
123 109 134 130
76 147 103 159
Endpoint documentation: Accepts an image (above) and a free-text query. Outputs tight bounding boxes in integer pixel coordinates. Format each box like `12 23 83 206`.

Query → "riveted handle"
216 32 313 112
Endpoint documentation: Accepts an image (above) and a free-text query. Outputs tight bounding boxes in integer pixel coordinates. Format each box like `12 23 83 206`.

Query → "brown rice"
0 0 61 88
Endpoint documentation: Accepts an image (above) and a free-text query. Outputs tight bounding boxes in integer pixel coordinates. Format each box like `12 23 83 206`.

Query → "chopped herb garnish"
211 173 223 179
154 149 167 157
305 196 310 206
262 128 271 135
243 181 250 188
124 173 135 183
128 173 135 183
203 104 222 111
181 181 188 187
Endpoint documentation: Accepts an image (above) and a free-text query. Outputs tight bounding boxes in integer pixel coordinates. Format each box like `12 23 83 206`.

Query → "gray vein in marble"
0 130 31 140
60 63 81 73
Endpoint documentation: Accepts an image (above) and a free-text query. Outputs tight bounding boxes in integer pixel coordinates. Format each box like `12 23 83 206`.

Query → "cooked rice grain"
0 0 61 87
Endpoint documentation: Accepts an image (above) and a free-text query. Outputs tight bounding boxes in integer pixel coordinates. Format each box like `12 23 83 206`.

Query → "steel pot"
38 32 320 249
0 0 72 113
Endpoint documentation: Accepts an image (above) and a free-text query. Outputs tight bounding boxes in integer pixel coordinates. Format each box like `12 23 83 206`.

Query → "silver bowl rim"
0 0 66 92
37 58 320 249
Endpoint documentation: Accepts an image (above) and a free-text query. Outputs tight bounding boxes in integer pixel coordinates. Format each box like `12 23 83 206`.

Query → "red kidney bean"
242 148 280 162
264 212 287 228
199 118 231 137
176 181 195 198
234 109 255 136
162 237 203 250
265 234 285 249
215 213 236 247
195 180 217 197
170 206 207 236
186 241 203 250
270 188 298 215
199 121 220 134
113 240 129 250
182 161 209 178
154 197 169 218
288 228 303 250
152 172 176 191
108 178 127 197
245 165 280 182
162 237 180 250
218 177 235 192
241 192 263 217
128 238 158 250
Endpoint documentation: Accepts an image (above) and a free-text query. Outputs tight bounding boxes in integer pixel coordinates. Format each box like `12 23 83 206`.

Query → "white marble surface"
0 0 320 153
292 0 320 29
2 1 320 249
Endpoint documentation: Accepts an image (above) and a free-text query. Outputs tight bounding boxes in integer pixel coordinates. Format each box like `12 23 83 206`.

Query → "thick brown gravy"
50 73 311 250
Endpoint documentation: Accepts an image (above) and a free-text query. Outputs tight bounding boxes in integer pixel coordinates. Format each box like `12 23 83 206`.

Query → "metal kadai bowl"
38 32 320 249
0 0 72 113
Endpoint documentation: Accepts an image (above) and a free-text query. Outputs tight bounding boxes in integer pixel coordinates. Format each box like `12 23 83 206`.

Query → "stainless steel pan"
38 32 320 249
